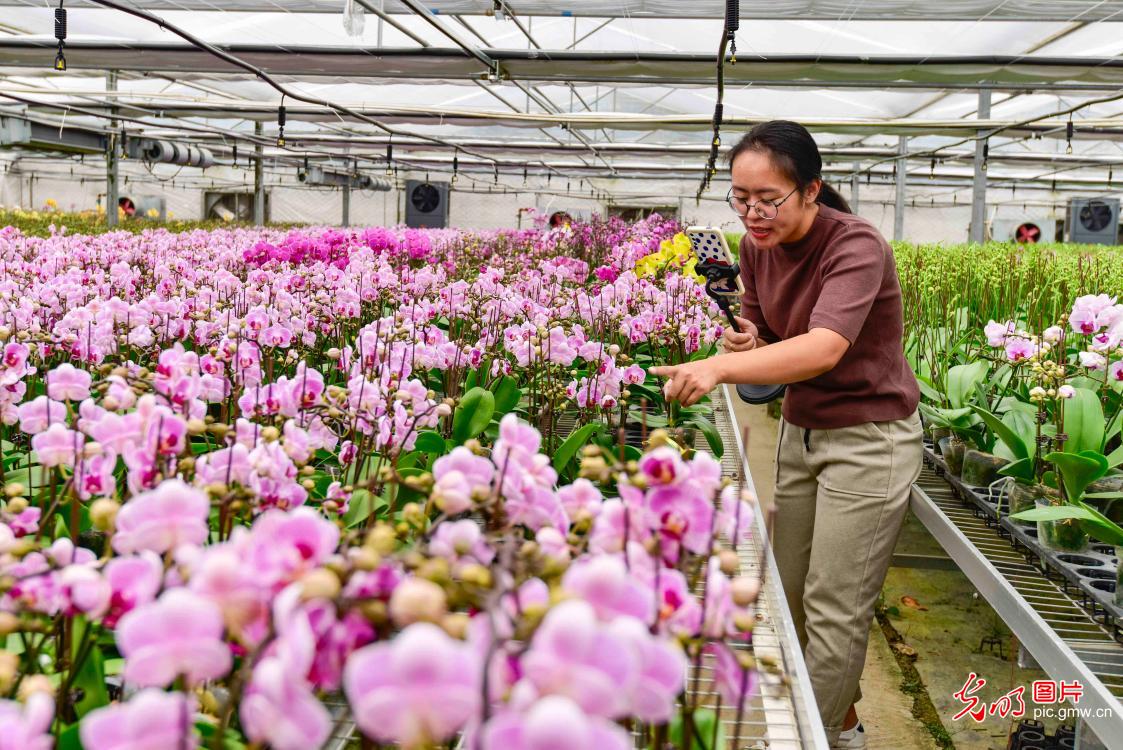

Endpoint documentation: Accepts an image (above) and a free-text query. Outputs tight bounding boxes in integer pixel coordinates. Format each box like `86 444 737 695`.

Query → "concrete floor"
728 397 1048 749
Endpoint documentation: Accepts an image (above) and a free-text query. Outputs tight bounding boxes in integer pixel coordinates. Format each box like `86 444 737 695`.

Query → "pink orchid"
80 689 197 750
428 519 495 567
103 552 163 628
116 588 231 687
0 693 55 750
522 599 640 719
76 449 118 500
562 554 654 623
112 479 210 554
30 423 81 468
481 696 631 750
16 395 67 434
983 319 1017 346
46 363 92 401
344 622 481 748
1004 337 1037 363
557 478 603 518
706 641 759 708
241 587 332 750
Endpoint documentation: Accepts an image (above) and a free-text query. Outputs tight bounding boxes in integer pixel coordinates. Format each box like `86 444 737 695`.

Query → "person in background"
651 120 921 750
548 211 573 229
118 197 136 218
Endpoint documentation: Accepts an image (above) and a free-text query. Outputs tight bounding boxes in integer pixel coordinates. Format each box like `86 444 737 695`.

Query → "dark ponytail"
727 120 852 214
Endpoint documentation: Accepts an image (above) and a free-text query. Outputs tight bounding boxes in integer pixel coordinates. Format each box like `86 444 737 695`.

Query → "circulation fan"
1014 222 1042 244
405 180 449 228
1079 201 1114 232
1068 198 1120 245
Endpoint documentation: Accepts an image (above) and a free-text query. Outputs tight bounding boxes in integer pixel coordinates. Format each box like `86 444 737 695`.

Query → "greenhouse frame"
2 2 1123 749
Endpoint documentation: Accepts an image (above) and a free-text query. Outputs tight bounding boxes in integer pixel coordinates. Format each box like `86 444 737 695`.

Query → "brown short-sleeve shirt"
739 205 919 429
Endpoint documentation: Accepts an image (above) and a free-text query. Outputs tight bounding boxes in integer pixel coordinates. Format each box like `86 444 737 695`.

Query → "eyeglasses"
726 187 799 220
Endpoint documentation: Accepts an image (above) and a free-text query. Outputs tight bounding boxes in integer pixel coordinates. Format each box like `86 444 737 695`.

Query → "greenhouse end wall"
0 163 1061 244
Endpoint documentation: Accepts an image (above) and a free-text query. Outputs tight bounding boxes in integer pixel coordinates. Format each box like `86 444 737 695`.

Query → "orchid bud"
4 483 25 499
89 498 120 532
5 496 27 515
261 426 280 442
358 600 388 625
459 564 492 588
402 502 426 528
0 612 19 637
733 609 757 633
352 547 381 571
197 689 220 716
732 576 761 607
366 523 397 555
389 578 447 627
187 418 207 435
0 651 17 694
102 395 120 411
205 482 228 497
18 674 53 701
1057 384 1076 399
300 569 342 601
435 403 452 418
441 612 470 640
719 550 740 575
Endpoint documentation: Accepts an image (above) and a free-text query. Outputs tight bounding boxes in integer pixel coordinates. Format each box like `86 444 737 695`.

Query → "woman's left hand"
648 360 720 407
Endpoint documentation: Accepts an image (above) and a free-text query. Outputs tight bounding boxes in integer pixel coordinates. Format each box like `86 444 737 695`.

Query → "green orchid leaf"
490 375 522 417
972 406 1028 461
452 387 495 444
552 423 604 475
946 361 989 409
688 416 724 458
1043 451 1109 501
1062 388 1105 454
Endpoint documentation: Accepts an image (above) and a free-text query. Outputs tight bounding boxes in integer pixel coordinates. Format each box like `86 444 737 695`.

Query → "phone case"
686 226 745 297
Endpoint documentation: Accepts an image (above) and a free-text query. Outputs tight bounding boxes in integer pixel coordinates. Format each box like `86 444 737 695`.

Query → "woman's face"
730 150 820 250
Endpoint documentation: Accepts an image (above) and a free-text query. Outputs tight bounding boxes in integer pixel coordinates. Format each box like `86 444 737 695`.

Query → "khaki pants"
771 411 922 745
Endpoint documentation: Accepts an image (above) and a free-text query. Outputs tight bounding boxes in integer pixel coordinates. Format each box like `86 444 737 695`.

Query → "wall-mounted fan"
1068 198 1120 245
405 180 449 228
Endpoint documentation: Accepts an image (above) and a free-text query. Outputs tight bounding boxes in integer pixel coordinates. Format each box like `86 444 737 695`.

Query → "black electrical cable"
696 0 738 199
53 0 67 71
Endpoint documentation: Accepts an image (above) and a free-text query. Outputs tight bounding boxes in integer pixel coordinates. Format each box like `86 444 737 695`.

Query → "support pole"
106 70 119 228
850 165 861 214
253 121 265 225
894 136 907 241
342 179 351 227
970 88 993 244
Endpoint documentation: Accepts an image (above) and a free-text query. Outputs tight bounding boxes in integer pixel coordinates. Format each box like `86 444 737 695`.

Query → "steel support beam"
106 70 119 228
894 136 907 241
253 121 264 225
970 88 993 244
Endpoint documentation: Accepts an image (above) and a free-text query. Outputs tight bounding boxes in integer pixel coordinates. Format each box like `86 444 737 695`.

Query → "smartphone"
685 226 745 298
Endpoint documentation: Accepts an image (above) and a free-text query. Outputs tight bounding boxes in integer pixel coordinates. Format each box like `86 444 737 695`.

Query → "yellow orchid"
634 232 706 284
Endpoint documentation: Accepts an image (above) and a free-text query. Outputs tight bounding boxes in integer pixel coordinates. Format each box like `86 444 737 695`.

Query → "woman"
651 120 921 750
